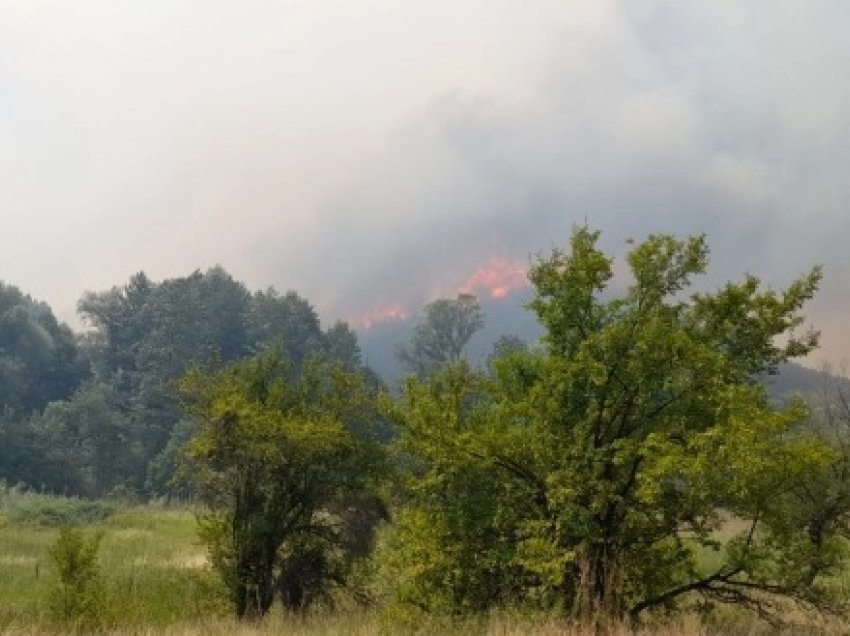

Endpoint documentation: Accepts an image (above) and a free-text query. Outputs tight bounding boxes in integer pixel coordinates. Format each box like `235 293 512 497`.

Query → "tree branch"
628 566 742 618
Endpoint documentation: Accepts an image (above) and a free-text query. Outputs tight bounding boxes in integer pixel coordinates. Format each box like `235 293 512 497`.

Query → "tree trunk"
233 552 276 619
234 580 250 619
574 543 624 628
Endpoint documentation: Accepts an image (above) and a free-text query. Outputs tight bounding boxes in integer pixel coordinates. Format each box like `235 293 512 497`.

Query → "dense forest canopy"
0 267 369 497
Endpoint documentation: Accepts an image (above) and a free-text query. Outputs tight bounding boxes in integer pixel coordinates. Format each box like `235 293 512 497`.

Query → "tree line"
3 227 850 626
0 267 371 498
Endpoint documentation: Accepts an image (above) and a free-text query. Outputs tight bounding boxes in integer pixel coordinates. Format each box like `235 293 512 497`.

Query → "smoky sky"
2 1 849 364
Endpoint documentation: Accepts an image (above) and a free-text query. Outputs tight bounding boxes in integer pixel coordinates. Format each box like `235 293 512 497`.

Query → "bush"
48 527 106 628
1 491 117 527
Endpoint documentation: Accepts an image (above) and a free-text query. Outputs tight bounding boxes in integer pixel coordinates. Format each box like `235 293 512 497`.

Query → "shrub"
47 527 106 628
3 493 117 527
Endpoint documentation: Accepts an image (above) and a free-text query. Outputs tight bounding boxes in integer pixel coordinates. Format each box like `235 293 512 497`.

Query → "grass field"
0 489 846 635
0 489 226 632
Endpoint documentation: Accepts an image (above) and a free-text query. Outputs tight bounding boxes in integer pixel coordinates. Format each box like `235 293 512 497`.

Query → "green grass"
0 491 227 632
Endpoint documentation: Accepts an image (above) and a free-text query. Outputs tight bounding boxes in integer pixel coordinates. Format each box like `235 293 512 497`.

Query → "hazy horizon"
3 1 849 366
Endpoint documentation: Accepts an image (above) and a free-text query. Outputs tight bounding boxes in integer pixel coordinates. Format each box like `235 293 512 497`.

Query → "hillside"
358 289 844 399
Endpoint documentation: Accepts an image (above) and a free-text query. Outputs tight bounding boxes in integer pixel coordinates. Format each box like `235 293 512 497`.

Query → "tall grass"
0 610 839 635
1 490 848 634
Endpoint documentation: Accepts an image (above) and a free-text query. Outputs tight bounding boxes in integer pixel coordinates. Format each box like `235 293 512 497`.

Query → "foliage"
0 282 90 491
0 411 45 488
769 370 850 603
181 351 388 619
246 288 326 365
0 486 118 527
1 266 379 499
38 382 142 496
8 499 116 528
47 526 106 628
389 227 837 624
0 282 89 415
397 294 484 377
60 267 371 498
325 320 365 371
77 268 256 493
376 363 544 615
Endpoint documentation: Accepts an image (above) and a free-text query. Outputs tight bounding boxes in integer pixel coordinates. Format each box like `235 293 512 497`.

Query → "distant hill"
765 362 850 400
358 290 846 400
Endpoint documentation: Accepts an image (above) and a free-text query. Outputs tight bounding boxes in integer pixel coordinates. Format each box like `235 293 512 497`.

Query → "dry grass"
0 611 850 636
2 610 844 636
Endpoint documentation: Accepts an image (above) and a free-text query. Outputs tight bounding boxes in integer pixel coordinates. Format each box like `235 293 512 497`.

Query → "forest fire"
352 256 529 330
459 256 529 300
352 303 409 329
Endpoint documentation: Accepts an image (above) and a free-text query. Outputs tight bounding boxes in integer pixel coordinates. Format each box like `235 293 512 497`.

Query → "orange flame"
351 257 528 330
351 303 409 330
460 257 528 300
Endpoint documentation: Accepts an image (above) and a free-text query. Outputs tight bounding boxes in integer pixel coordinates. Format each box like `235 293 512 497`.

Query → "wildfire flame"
351 303 409 330
352 256 529 329
459 257 528 300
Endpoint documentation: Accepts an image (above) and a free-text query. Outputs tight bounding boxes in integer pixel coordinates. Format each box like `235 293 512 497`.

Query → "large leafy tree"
78 268 254 494
396 293 484 378
180 352 387 619
78 268 359 496
390 227 835 623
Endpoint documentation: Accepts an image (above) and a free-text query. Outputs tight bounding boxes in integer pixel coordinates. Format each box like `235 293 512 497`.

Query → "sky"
2 1 849 365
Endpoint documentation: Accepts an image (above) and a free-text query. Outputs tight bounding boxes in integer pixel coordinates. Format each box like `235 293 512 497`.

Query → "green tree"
396 294 484 378
487 334 528 372
180 352 387 619
0 282 88 414
246 289 325 365
0 410 56 490
391 227 834 624
77 268 381 499
0 282 90 493
324 321 363 370
36 382 139 497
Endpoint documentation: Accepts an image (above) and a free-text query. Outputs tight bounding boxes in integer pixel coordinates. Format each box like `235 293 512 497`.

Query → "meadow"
0 488 224 633
0 488 846 635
